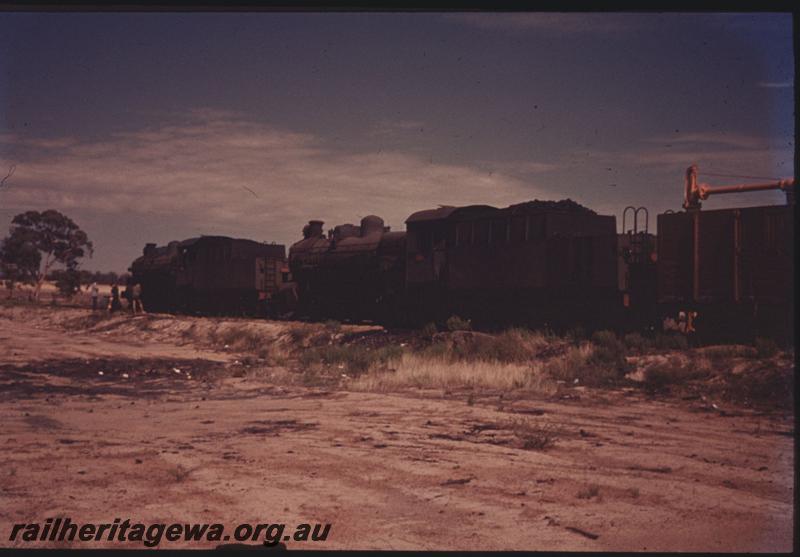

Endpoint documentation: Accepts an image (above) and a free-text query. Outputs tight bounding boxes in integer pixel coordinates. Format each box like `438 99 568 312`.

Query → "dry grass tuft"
350 353 558 394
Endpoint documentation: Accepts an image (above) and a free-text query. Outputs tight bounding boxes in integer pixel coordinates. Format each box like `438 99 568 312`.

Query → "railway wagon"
129 235 286 315
656 205 794 343
404 199 620 329
288 216 406 321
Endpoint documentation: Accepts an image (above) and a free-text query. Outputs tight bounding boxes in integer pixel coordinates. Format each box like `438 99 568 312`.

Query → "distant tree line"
47 269 130 287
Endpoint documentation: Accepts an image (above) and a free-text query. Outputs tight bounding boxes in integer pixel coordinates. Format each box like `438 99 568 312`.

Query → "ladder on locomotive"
622 206 650 264
264 258 278 294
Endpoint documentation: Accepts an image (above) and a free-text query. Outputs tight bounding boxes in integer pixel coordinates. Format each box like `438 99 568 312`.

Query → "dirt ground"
0 304 794 551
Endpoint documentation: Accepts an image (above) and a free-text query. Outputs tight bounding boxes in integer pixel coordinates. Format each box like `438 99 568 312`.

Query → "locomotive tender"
129 235 286 315
403 200 619 328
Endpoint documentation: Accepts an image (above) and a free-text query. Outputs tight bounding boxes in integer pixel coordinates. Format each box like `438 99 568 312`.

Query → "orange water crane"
683 164 795 211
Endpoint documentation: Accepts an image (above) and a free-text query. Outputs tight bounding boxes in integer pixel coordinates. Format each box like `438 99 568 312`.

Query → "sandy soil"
0 305 794 551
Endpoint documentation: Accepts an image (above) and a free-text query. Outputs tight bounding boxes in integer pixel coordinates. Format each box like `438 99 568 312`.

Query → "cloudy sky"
0 11 794 272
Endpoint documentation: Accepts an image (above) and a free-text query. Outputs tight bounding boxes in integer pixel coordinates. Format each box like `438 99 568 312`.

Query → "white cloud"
595 131 794 177
641 132 774 150
0 109 555 244
444 12 641 35
370 119 427 136
757 81 793 89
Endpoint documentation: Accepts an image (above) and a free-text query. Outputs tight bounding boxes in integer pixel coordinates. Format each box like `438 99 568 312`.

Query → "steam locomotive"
287 200 620 329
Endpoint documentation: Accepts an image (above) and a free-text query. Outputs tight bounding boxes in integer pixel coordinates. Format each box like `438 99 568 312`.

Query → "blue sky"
0 11 794 271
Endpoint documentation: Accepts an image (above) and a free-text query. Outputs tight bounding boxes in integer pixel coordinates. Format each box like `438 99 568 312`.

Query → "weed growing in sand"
576 484 601 499
507 418 558 450
166 464 193 483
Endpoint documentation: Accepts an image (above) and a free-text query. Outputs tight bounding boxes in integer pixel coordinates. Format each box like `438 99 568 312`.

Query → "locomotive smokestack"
306 220 324 238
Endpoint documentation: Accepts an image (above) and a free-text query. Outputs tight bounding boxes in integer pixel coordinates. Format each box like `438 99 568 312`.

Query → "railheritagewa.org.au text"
9 518 330 547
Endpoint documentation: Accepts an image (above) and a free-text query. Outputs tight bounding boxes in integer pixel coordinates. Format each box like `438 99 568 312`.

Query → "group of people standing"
88 280 145 314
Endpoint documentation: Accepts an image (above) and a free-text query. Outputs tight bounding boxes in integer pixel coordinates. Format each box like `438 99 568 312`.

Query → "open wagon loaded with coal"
129 236 287 316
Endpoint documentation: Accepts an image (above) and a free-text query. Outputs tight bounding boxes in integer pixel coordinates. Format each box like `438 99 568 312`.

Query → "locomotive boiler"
288 216 406 321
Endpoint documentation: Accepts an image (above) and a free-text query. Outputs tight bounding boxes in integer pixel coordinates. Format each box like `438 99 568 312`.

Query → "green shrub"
446 315 471 332
565 326 586 344
727 366 793 408
624 332 652 353
421 342 450 360
754 337 779 359
642 356 709 394
288 323 315 344
642 363 676 394
654 332 688 351
589 330 628 377
298 344 404 376
420 322 438 337
544 344 621 386
591 330 623 355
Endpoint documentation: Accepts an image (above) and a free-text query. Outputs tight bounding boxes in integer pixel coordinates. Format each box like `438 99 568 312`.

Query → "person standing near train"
108 282 122 313
88 281 99 311
131 282 145 314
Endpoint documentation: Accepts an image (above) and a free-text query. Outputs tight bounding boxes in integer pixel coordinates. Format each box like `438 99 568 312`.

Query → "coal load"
508 198 597 214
